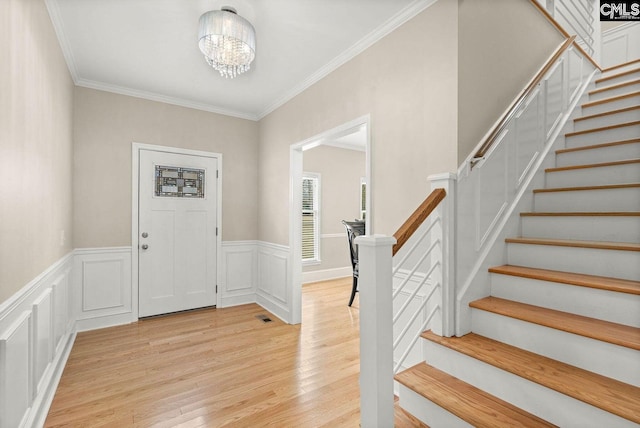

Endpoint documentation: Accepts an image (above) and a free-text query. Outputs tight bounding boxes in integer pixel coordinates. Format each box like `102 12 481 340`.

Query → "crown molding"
45 0 79 82
75 79 259 121
256 0 439 120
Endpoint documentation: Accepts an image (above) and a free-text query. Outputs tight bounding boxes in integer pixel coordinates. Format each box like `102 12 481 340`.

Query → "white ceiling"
45 0 435 121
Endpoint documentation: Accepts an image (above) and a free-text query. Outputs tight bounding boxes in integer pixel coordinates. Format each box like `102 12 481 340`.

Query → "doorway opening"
289 116 372 324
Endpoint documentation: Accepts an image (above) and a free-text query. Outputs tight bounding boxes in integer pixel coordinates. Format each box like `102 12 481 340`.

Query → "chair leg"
348 276 358 306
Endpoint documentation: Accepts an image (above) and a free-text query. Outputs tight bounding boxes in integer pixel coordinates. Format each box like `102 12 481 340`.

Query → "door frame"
288 115 372 324
131 142 223 319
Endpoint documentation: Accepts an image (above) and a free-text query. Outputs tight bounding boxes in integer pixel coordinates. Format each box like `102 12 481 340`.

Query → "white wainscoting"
0 242 293 427
0 253 74 428
256 241 291 323
602 23 640 69
220 241 257 307
454 45 597 335
72 247 133 332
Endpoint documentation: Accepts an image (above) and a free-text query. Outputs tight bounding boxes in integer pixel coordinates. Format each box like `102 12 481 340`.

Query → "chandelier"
198 7 256 79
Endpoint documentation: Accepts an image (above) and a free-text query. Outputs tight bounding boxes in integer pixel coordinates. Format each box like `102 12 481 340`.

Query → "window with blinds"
302 173 320 263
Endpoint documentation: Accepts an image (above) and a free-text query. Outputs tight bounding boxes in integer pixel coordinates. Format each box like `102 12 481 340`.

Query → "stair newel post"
355 234 396 428
429 173 457 337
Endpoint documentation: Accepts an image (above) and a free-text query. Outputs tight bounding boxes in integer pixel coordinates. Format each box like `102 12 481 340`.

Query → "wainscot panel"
0 253 74 428
256 242 291 323
220 241 258 307
73 247 133 332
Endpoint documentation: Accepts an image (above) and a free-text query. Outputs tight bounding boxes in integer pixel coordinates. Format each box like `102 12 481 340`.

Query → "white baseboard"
302 266 351 284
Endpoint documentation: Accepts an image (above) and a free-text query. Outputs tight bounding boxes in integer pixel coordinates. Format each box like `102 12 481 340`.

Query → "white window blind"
360 177 367 220
302 173 320 263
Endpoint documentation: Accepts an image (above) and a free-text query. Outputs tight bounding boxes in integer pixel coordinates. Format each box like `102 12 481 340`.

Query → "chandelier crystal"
198 7 256 79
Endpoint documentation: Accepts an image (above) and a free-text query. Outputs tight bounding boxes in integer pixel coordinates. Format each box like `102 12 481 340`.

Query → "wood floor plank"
45 278 420 427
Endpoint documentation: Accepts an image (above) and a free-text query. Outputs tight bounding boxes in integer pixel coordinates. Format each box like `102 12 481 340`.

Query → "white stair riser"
588 82 640 101
566 123 640 148
534 187 640 212
398 384 473 428
601 64 640 78
424 340 637 428
556 142 640 167
581 94 640 116
490 273 640 327
546 162 640 187
573 109 640 132
596 70 640 88
521 215 640 243
506 243 640 281
470 309 640 387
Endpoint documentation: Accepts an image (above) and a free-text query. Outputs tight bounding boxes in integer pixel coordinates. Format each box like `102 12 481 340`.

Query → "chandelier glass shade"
198 7 256 79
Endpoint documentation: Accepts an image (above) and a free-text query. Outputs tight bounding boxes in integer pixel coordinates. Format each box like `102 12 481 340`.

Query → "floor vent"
256 314 272 323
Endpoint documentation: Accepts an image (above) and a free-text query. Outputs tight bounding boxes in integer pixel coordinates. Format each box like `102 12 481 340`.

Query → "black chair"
342 220 366 306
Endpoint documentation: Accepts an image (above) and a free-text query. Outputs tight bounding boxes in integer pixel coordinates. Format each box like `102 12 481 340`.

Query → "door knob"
141 232 148 238
141 244 149 250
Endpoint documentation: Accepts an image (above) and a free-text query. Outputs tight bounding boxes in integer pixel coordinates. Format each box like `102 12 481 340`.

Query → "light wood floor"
45 277 424 427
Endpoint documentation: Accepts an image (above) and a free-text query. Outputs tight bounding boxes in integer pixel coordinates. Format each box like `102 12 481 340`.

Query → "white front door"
138 149 218 317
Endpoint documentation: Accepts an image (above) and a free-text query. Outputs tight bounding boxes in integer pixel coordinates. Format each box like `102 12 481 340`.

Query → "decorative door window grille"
155 165 205 198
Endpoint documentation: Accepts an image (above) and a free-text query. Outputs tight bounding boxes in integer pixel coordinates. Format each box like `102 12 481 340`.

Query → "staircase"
395 61 640 427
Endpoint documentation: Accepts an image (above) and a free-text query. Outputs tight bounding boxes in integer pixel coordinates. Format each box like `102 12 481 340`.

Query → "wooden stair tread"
602 59 640 73
555 138 640 154
533 182 640 193
596 68 640 85
505 237 640 252
589 79 640 96
421 331 640 424
546 158 640 172
395 363 557 427
565 120 640 138
581 91 640 109
469 297 640 350
575 105 640 122
520 211 640 216
488 264 640 295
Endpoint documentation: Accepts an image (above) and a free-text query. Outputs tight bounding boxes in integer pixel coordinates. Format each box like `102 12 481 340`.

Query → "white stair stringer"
506 241 640 281
423 340 638 428
545 160 640 187
520 213 640 243
555 140 640 167
490 272 640 327
470 307 640 386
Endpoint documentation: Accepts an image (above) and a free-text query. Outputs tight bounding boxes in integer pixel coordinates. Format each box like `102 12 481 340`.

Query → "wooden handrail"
471 36 576 164
392 188 446 256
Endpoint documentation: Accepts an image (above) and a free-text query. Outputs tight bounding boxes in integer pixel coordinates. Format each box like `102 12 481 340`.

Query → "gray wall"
0 0 74 303
458 0 564 160
73 87 259 247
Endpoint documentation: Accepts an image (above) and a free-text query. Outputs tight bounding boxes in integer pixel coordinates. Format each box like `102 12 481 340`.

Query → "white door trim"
131 143 223 319
288 115 372 324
